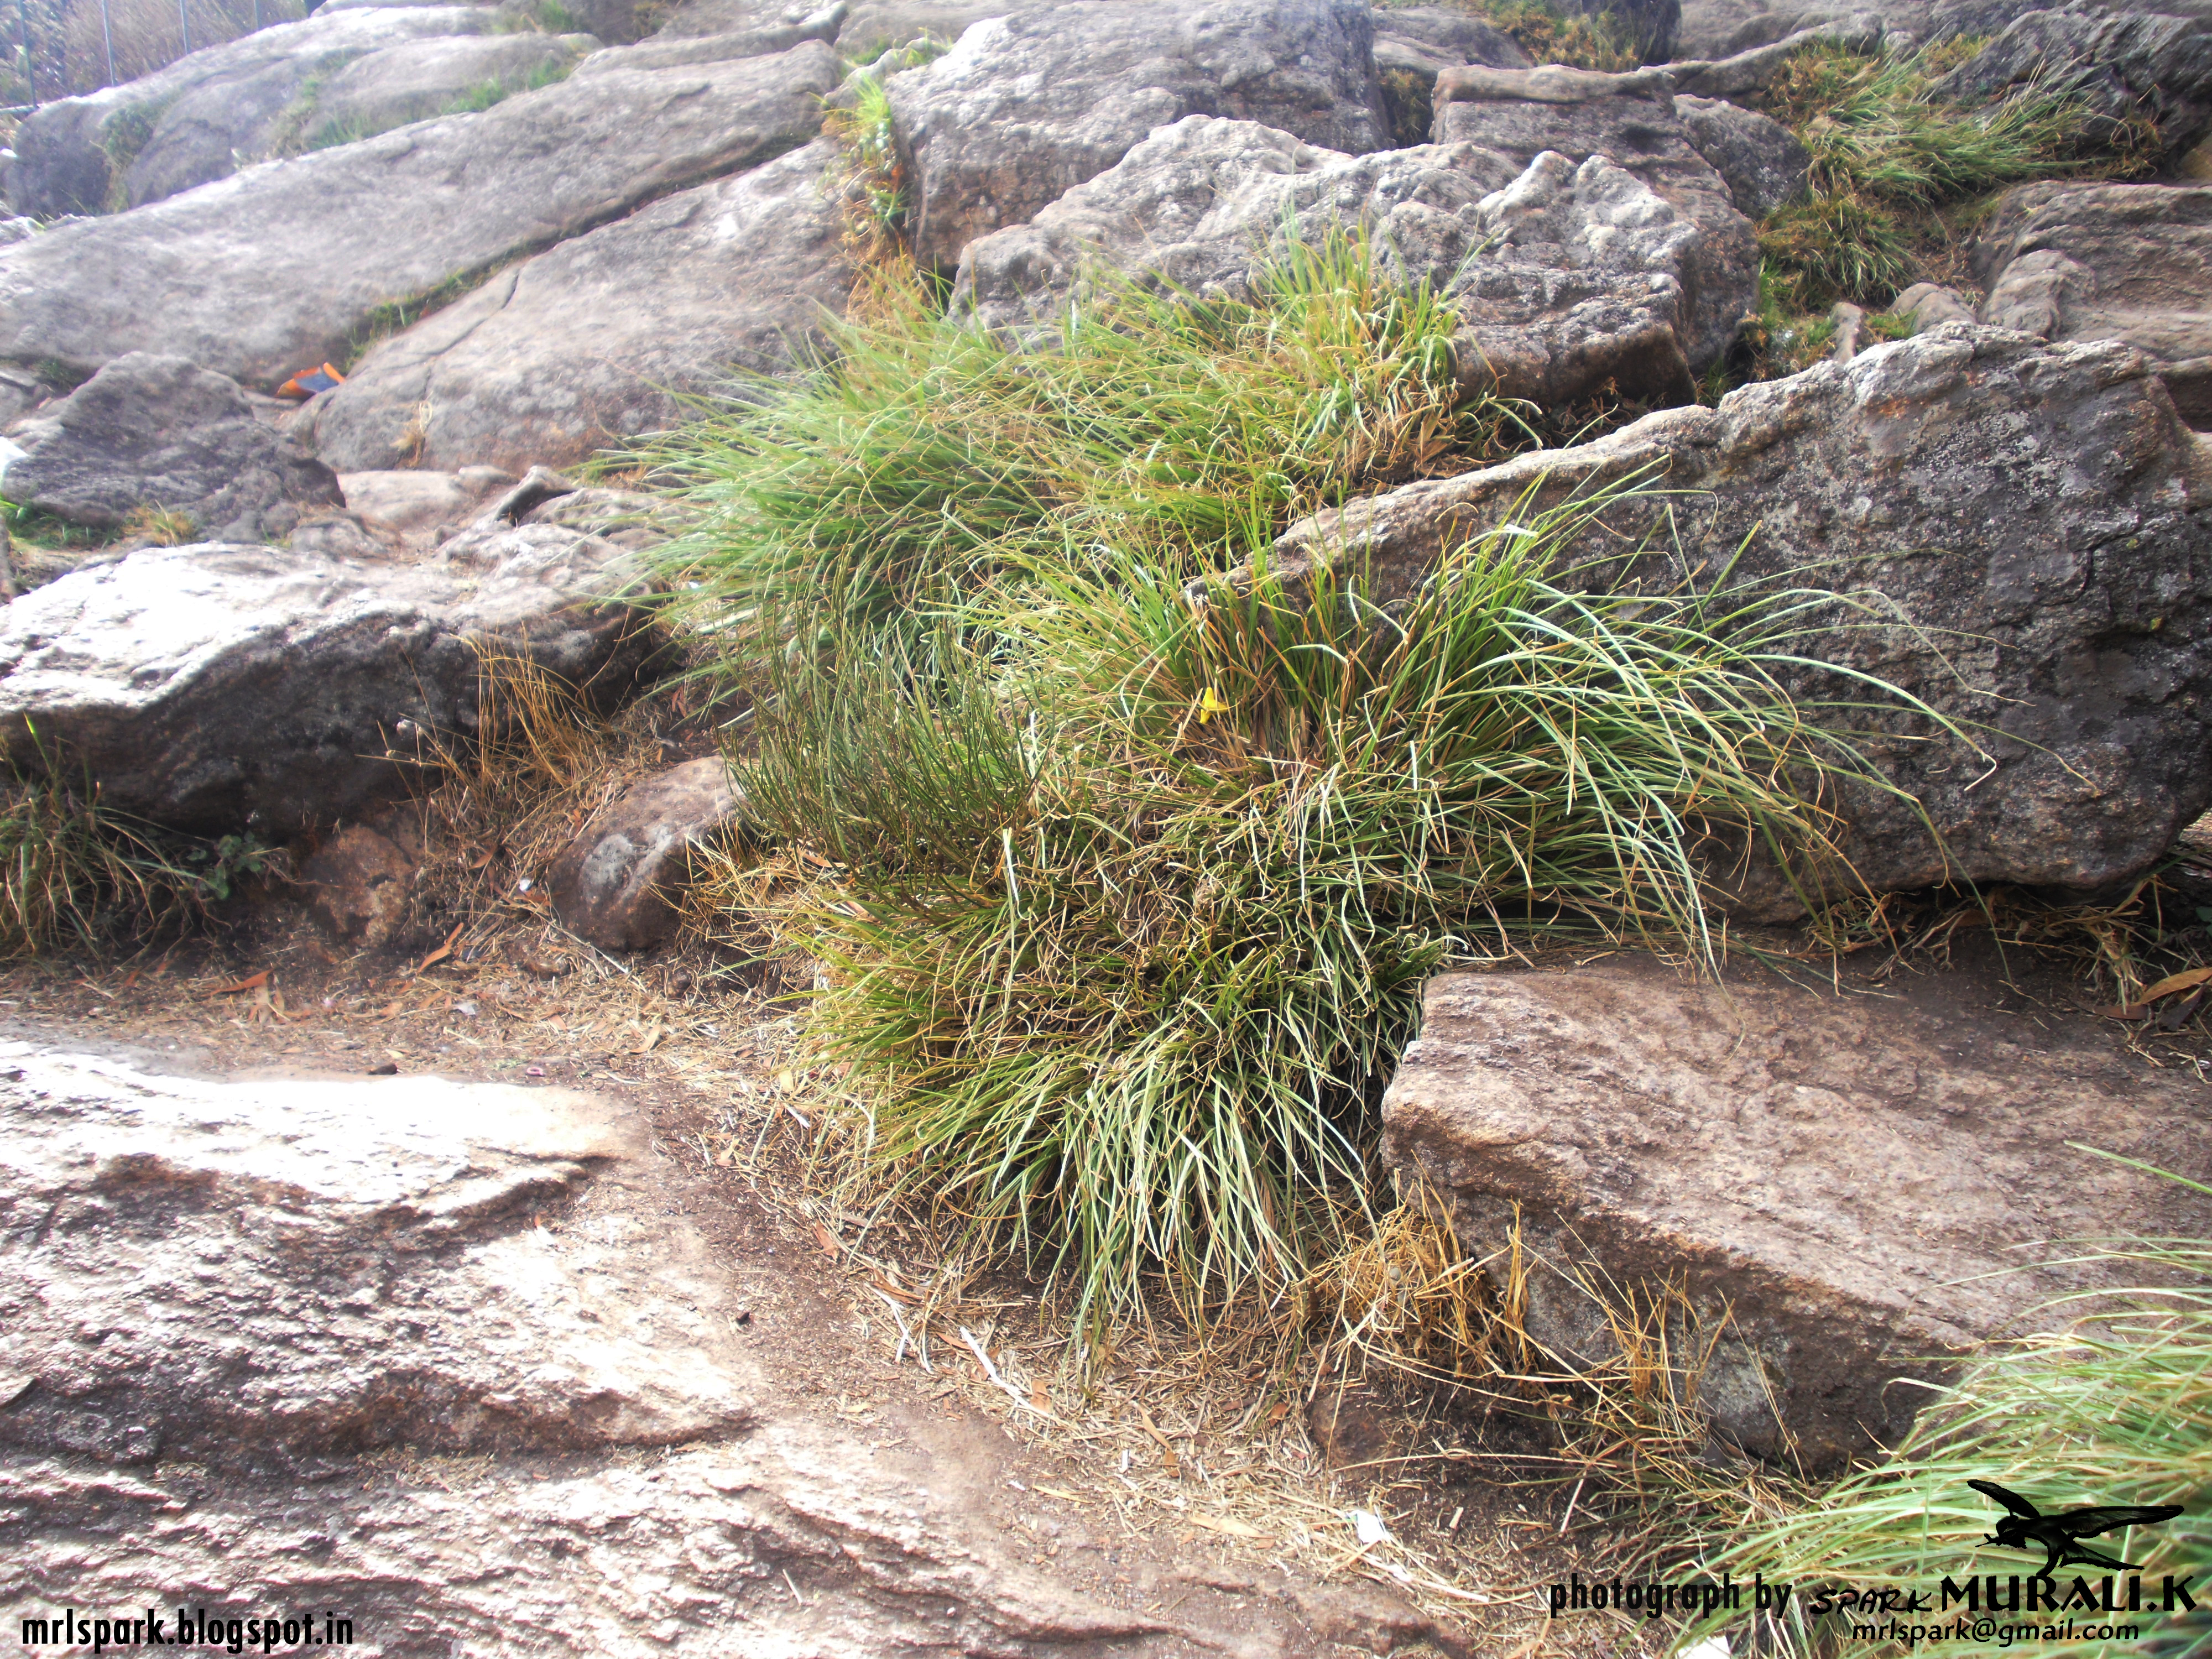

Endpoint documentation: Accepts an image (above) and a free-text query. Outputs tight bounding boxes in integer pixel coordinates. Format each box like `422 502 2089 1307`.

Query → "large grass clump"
1758 45 2129 309
655 239 1933 1340
1678 1178 2212 1658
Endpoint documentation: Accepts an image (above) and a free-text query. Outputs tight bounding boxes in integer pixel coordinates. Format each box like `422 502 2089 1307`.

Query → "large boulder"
9 6 503 217
1382 958 2212 1464
1973 181 2212 427
1371 7 1530 144
0 353 342 544
950 116 1735 408
1672 0 1873 57
315 139 850 473
301 30 601 143
1275 326 2212 910
885 0 1395 272
573 0 843 70
0 42 839 393
0 528 657 834
1430 65 1759 368
1935 9 2212 163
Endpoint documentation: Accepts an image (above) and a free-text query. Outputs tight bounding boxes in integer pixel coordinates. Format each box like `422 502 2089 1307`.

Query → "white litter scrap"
1348 1509 1391 1546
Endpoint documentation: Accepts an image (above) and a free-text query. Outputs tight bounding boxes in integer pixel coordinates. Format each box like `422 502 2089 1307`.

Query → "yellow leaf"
1196 686 1229 725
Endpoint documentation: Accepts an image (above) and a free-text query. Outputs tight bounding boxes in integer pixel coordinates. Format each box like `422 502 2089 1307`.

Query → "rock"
0 528 657 833
0 353 342 543
1660 11 1884 100
0 1031 1443 1656
1381 958 2212 1464
1560 0 1683 61
1973 181 2212 426
1891 279 1975 331
305 30 602 143
1431 66 1759 368
0 43 840 392
1926 0 2212 42
0 1042 754 1472
952 117 1733 408
10 6 504 217
497 0 640 39
886 0 1395 272
525 485 703 549
1935 9 2212 163
1371 8 1530 145
302 823 419 946
1275 326 2212 908
1673 92 1808 218
547 757 740 950
1827 298 1868 361
575 3 840 71
314 138 849 473
1673 0 1871 57
338 467 514 542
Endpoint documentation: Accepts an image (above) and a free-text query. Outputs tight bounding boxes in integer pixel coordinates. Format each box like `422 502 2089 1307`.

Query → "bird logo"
1968 1480 2185 1578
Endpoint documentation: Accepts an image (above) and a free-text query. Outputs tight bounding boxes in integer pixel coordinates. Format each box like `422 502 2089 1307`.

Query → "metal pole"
178 0 190 56
251 0 260 29
15 0 34 106
97 0 115 86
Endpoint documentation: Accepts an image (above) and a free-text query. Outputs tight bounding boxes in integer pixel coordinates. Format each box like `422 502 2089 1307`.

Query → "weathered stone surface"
1973 181 2212 426
0 43 839 392
302 823 420 946
1373 7 1531 144
1660 11 1883 99
1924 0 2212 41
1936 8 2212 162
315 138 849 473
526 484 703 548
1891 279 1975 331
307 30 601 139
1276 326 2212 908
0 528 657 833
11 6 502 217
338 465 514 542
951 116 1729 408
886 0 1394 272
1673 0 1872 58
574 0 841 69
0 1044 751 1473
1431 67 1759 367
1674 92 1808 218
0 353 342 543
1382 959 2212 1464
548 757 740 950
0 1030 1443 1657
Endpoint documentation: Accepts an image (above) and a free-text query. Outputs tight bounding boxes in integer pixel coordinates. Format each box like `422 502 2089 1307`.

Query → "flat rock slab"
0 529 655 833
314 138 850 473
887 0 1394 270
0 41 839 390
1974 181 2212 426
0 1030 1446 1656
1383 959 2212 1464
1275 326 2212 910
0 1044 752 1472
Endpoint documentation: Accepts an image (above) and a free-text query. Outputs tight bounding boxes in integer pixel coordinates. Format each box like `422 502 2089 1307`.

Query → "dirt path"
0 914 1618 1658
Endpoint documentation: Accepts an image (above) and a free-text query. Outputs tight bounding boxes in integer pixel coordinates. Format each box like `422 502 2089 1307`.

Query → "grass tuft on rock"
1757 44 2136 310
1678 1182 2212 1658
656 235 1942 1341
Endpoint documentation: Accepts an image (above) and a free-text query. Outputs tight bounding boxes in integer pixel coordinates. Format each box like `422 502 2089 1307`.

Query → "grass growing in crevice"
648 234 1493 650
0 729 277 958
342 264 508 372
1756 44 2149 312
1674 1199 2212 1658
657 233 1954 1344
1402 0 1647 71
